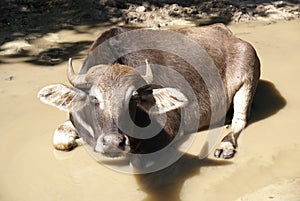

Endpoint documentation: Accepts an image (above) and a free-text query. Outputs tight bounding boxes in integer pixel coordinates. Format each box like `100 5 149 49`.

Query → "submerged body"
38 24 260 163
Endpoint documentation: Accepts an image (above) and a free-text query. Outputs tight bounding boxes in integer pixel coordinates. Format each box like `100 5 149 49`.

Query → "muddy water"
1 20 300 201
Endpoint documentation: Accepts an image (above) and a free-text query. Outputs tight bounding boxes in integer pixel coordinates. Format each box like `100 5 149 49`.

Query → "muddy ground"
0 1 300 201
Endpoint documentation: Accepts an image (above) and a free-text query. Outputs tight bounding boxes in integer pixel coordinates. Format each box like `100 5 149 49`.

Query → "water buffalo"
38 24 260 166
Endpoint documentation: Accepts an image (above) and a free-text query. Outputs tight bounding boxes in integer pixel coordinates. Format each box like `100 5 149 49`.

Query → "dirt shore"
1 0 299 64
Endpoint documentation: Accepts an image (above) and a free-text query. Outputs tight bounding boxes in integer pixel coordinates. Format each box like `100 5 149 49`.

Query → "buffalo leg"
53 120 81 151
214 82 254 159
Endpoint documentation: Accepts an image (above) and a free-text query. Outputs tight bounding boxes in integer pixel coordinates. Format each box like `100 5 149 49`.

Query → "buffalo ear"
136 88 188 114
37 84 87 112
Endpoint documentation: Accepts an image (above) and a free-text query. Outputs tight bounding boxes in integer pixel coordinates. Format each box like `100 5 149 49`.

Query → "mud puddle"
0 20 300 201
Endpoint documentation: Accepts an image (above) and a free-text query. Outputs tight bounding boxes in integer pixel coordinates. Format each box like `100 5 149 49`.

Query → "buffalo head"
38 58 188 158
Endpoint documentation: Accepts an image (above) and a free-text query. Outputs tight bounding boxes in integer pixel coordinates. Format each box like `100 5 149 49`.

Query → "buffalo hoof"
214 141 236 159
53 121 79 151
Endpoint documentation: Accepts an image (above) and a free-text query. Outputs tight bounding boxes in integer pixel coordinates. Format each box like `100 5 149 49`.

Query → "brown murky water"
1 20 300 201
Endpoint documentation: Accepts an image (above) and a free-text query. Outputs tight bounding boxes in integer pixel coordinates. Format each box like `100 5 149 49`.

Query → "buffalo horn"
67 58 90 88
142 59 153 84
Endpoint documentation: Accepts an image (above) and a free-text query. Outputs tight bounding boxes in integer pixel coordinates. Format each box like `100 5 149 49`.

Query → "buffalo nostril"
118 136 126 149
118 135 130 153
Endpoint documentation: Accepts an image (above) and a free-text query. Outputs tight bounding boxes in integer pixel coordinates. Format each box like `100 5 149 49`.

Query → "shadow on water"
133 79 286 201
135 153 232 201
25 41 92 66
2 41 92 66
250 79 287 124
225 79 287 125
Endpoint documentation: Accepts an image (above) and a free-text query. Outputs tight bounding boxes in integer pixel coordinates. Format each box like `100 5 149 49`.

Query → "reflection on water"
0 20 300 201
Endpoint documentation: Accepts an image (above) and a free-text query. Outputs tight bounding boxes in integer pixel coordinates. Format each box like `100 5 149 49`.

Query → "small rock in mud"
136 6 146 13
5 76 15 81
273 1 287 8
